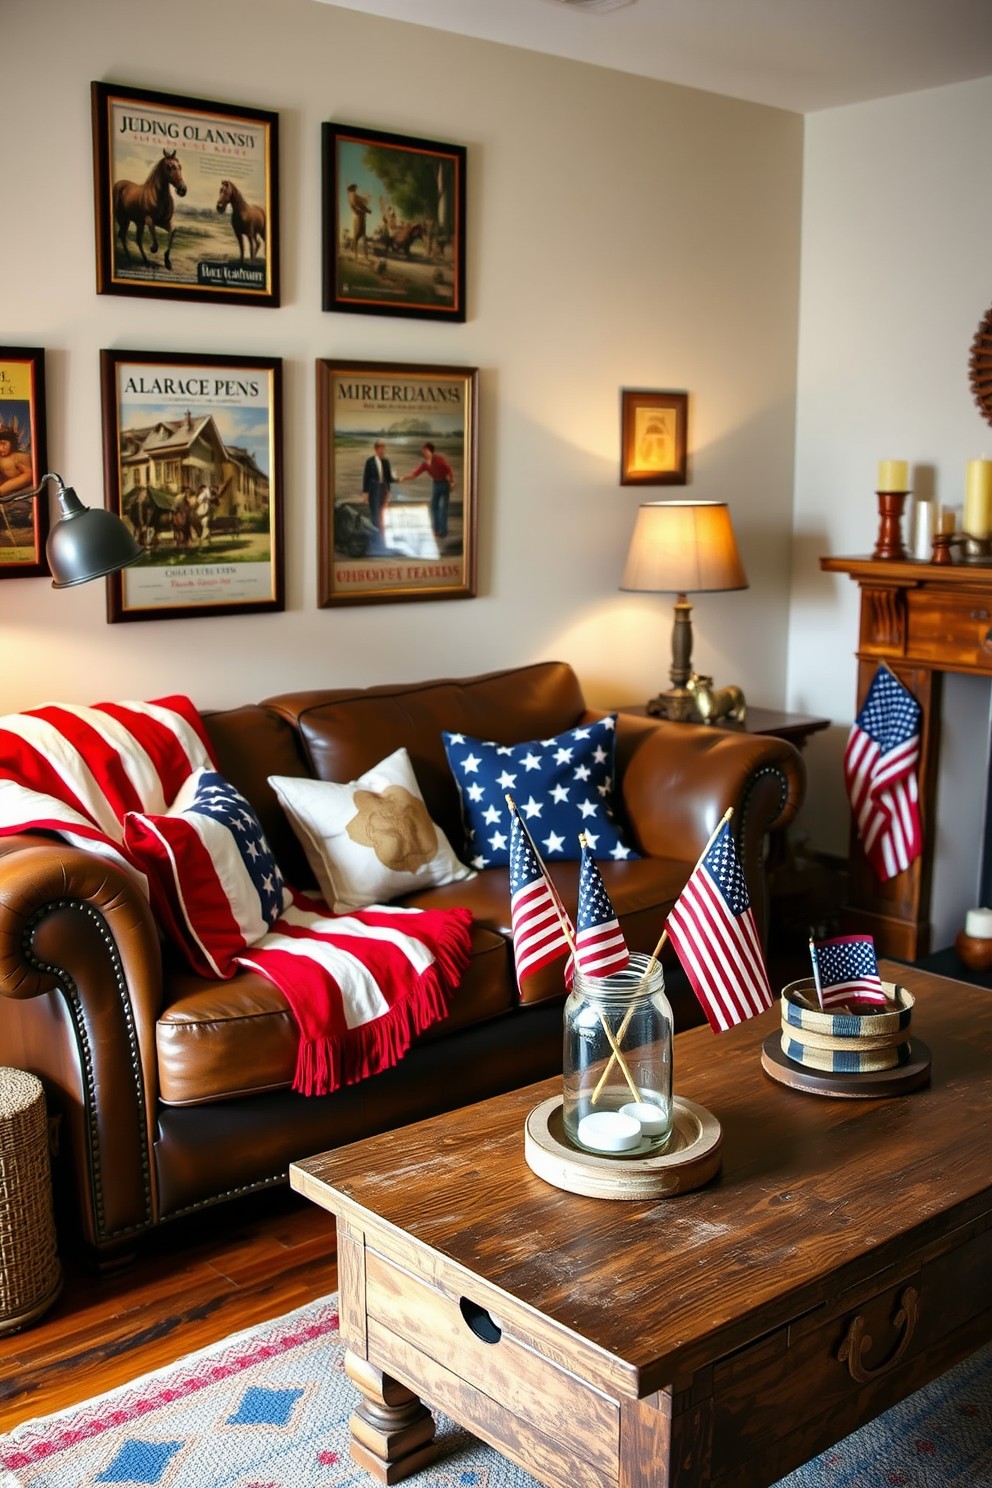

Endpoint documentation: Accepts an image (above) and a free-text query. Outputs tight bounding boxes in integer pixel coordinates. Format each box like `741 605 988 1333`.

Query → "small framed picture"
0 347 49 580
317 359 478 606
92 81 279 306
101 349 284 623
620 390 688 486
322 122 466 322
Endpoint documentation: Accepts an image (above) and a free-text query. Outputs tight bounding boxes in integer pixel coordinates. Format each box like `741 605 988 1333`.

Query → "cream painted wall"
787 75 992 866
3 0 802 719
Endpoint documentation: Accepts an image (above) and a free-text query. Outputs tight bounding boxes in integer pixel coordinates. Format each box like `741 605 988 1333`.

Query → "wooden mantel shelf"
820 554 992 960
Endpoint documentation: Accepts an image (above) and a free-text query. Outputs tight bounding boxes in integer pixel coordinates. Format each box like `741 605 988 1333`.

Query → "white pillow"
269 748 475 912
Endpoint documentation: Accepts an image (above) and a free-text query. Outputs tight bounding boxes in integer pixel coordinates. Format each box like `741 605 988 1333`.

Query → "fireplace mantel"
821 554 992 959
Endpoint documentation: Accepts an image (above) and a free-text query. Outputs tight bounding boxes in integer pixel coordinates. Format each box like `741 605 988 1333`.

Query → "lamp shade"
620 501 748 594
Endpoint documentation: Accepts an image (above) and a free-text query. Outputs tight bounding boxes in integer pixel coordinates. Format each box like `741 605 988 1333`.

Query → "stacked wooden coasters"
761 979 932 1098
780 980 915 1072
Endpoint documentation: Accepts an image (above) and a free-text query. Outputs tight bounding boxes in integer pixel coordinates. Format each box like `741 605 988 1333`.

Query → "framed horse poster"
317 359 478 606
322 123 466 322
0 347 49 580
101 349 284 624
91 82 280 306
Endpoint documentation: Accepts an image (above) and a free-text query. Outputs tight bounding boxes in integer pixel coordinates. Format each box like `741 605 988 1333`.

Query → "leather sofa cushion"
262 661 588 858
155 853 692 1104
157 922 512 1105
399 853 692 1003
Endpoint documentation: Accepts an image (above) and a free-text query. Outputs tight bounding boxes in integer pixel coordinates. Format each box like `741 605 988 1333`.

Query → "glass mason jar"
563 953 674 1155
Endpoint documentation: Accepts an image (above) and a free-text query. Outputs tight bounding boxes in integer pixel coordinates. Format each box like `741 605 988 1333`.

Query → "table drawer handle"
837 1286 918 1383
459 1298 502 1344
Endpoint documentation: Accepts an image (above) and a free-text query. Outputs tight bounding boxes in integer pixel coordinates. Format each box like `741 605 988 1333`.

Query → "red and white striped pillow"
124 768 291 978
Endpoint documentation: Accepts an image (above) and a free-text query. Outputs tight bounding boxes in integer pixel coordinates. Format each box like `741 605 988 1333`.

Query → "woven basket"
782 979 914 1037
0 1068 62 1334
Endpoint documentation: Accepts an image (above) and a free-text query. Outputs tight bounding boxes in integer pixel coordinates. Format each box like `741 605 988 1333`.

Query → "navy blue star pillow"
442 716 637 868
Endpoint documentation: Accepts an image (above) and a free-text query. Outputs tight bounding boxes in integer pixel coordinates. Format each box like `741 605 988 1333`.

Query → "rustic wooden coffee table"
291 963 992 1488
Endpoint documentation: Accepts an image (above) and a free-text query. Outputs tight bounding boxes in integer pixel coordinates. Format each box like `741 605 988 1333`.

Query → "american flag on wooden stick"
666 819 774 1032
508 803 574 995
809 933 887 1009
844 665 921 882
574 837 630 978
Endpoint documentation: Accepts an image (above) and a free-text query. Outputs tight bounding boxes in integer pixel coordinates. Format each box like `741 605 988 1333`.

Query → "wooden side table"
616 703 830 752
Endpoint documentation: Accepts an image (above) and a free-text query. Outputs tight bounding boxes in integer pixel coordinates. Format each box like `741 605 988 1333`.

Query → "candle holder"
873 490 909 560
931 531 957 565
959 534 992 565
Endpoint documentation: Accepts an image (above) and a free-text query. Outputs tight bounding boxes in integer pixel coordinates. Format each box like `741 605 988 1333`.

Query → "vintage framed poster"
0 347 49 580
317 360 478 606
322 123 466 322
92 81 279 306
101 349 284 623
620 390 688 486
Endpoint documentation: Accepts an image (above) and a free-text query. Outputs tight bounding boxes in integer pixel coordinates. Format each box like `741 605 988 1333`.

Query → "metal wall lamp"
2 473 142 588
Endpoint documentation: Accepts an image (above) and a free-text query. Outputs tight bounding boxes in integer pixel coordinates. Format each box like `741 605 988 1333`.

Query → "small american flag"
508 804 573 994
666 820 774 1031
844 666 921 882
575 838 630 978
809 934 887 1008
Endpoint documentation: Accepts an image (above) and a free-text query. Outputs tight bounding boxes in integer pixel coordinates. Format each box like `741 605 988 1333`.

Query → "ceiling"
311 0 992 114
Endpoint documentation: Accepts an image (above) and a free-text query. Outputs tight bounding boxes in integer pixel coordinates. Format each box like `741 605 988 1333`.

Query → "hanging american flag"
809 933 887 1009
508 804 574 995
574 838 630 978
666 819 774 1031
844 666 921 882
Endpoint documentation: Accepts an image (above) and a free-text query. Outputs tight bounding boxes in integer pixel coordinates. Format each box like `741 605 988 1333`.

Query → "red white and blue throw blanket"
0 697 472 1096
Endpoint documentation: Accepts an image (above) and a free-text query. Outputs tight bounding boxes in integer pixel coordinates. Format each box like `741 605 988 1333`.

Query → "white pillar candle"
912 499 935 561
577 1111 641 1153
965 908 992 939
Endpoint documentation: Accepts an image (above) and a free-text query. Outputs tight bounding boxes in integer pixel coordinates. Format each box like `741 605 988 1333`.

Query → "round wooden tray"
524 1095 722 1200
761 1032 932 1099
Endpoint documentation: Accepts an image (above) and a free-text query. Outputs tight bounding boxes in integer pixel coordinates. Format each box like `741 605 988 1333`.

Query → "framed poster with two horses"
322 122 466 322
0 348 49 580
100 349 284 624
91 82 279 306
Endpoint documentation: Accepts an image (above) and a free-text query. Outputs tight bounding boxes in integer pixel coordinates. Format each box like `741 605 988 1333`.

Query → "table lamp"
620 500 748 721
2 472 142 588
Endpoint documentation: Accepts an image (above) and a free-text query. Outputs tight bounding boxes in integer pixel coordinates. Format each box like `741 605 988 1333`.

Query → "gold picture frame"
620 389 688 486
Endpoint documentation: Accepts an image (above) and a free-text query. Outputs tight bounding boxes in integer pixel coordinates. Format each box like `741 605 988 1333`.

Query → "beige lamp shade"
620 501 748 594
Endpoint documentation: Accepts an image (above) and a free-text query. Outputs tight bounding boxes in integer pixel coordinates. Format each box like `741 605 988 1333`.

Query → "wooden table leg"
344 1350 438 1484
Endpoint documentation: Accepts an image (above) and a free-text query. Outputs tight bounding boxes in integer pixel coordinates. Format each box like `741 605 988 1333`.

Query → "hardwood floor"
0 1187 338 1434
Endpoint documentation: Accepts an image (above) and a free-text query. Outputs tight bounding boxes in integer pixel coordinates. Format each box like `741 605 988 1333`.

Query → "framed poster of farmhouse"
101 349 284 623
92 81 280 306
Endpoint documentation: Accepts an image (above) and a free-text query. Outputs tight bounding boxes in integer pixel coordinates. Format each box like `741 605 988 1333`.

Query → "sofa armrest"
0 835 164 1259
614 715 806 939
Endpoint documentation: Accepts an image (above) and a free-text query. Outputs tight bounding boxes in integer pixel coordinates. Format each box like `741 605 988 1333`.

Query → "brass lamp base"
647 675 747 727
646 687 697 722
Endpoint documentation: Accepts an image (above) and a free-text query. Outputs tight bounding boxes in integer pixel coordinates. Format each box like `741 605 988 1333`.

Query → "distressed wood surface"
292 963 992 1397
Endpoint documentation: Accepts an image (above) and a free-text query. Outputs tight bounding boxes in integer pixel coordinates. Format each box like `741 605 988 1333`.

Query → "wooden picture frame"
620 390 688 486
322 123 466 322
317 359 478 606
101 349 284 623
92 81 279 306
0 347 49 580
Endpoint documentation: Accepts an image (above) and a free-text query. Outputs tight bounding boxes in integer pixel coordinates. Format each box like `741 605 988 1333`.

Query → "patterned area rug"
2 1296 992 1487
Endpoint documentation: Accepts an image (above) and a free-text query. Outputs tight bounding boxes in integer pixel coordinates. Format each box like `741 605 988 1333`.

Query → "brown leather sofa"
0 662 804 1266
